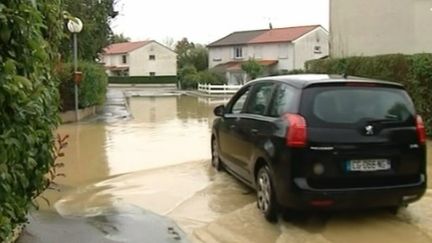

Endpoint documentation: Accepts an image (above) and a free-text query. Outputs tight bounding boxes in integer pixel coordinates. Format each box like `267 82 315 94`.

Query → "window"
149 55 156 60
233 47 243 59
254 46 262 59
278 44 288 59
212 48 222 61
149 72 156 76
302 87 415 126
245 83 275 115
269 84 297 117
230 88 250 114
314 46 322 54
122 55 127 64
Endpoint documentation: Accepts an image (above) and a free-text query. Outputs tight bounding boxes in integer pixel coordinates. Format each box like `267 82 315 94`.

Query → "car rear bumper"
275 174 427 210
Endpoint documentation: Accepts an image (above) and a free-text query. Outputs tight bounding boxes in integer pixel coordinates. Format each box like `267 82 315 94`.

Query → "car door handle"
250 129 259 135
230 125 236 129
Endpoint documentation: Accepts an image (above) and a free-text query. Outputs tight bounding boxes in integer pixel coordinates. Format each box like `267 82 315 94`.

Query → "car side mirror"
214 105 226 117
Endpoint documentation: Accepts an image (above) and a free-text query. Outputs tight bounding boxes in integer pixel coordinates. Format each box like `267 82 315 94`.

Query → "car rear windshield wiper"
367 116 401 124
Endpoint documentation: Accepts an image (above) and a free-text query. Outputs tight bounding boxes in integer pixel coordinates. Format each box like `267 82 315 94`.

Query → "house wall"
209 43 295 71
129 41 177 76
103 54 129 76
293 27 329 69
330 0 432 57
209 46 243 68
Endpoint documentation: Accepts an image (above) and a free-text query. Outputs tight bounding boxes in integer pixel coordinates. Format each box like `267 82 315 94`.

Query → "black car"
211 74 427 222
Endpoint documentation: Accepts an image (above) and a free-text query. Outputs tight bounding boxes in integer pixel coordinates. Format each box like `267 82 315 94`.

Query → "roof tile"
103 41 152 54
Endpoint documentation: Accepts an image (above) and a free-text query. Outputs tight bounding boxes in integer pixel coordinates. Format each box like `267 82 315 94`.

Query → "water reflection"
56 123 110 186
105 95 224 175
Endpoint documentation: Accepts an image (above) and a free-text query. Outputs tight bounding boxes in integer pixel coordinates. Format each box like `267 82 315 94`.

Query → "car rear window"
301 86 416 127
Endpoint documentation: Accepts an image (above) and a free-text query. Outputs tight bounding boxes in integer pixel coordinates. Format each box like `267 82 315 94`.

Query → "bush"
58 62 108 111
270 69 306 76
108 75 177 84
306 54 432 135
180 70 226 90
0 0 62 241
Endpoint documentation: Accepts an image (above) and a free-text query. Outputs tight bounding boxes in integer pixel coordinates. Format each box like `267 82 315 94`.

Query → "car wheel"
211 136 223 171
388 204 405 215
256 165 278 222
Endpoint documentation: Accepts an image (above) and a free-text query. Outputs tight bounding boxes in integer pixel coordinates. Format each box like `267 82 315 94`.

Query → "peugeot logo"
365 125 374 135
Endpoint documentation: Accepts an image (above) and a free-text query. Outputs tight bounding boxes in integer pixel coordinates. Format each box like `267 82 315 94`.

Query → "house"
330 0 432 57
208 25 329 84
102 40 177 77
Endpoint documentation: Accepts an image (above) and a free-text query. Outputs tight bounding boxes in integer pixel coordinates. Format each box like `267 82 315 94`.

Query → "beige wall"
209 43 295 70
129 41 177 76
293 27 329 69
103 54 128 67
330 0 432 57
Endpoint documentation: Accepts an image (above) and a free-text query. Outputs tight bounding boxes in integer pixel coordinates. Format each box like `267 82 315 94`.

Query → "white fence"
198 83 242 94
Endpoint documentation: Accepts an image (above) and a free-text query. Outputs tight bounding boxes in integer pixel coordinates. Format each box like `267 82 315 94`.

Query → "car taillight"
283 113 307 148
416 115 426 145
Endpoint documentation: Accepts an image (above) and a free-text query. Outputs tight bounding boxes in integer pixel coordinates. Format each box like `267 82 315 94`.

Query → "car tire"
211 136 223 171
256 165 278 222
388 204 405 215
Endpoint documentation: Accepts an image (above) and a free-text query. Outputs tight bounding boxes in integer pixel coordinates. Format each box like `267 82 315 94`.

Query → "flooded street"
23 90 432 243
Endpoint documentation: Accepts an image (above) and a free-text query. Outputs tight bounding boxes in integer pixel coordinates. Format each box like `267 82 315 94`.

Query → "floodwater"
30 92 432 243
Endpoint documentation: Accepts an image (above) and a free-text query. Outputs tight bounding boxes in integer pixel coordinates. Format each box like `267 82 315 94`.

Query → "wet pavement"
20 88 432 243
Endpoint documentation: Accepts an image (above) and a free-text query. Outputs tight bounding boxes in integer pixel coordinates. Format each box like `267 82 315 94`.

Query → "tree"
110 33 130 44
188 44 208 72
175 37 195 69
162 37 175 50
242 59 264 81
60 0 119 61
175 38 208 71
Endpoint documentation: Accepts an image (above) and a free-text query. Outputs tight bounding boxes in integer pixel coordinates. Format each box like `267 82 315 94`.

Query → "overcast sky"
111 0 329 45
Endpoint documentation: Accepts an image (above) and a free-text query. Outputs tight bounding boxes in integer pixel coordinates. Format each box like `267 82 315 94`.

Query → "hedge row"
0 0 62 241
58 62 108 111
108 75 177 84
305 53 432 135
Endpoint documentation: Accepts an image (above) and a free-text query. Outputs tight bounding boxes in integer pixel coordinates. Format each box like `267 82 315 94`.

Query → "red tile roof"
214 60 278 71
208 25 322 47
248 25 320 44
103 41 152 54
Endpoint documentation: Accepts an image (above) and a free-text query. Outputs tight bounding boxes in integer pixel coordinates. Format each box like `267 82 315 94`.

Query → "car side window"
230 88 250 114
245 83 275 115
269 84 296 117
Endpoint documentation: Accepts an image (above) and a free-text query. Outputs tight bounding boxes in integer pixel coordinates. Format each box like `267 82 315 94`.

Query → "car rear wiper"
367 116 401 124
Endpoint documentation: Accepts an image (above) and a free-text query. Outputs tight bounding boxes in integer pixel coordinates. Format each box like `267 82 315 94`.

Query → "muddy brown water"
37 94 432 243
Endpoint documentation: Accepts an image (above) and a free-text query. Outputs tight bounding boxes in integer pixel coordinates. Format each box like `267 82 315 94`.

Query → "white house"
330 0 432 57
208 25 329 84
102 40 177 77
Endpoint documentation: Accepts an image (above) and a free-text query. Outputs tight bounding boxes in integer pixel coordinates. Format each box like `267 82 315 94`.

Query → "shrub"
197 70 226 85
108 75 177 84
241 58 264 80
180 70 226 90
0 0 63 241
58 61 108 111
306 54 432 135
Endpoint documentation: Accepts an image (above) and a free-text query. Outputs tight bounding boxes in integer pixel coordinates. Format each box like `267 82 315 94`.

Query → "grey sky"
111 0 329 45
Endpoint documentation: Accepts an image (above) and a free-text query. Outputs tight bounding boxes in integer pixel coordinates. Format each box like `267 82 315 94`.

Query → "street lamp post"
67 17 83 122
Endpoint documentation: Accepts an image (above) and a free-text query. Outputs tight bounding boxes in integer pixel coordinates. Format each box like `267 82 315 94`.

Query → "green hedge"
59 62 108 111
108 75 177 84
306 54 432 135
0 0 62 241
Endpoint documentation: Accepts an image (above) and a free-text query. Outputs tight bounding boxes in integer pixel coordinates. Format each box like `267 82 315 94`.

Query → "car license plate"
347 159 391 172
